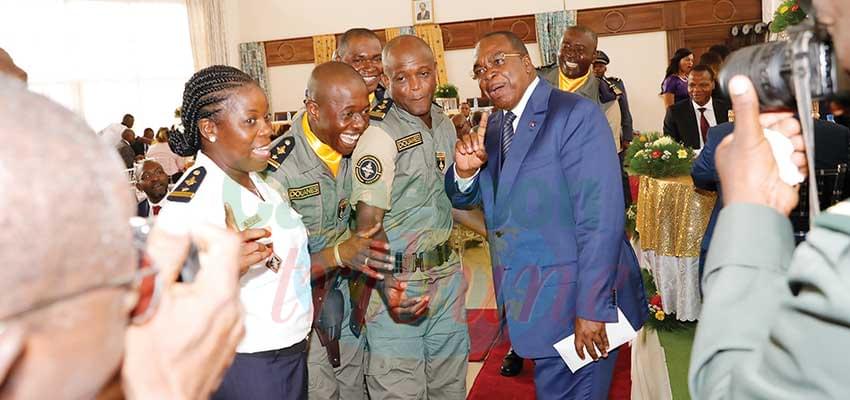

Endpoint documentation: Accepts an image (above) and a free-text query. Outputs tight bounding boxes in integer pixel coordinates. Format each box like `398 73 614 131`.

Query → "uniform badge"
287 182 321 201
435 151 446 172
355 155 382 184
167 167 206 203
395 132 423 152
337 198 349 221
265 254 282 273
264 137 295 173
241 214 262 230
369 98 393 121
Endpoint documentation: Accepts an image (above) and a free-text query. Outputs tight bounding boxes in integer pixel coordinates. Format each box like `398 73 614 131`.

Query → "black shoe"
500 349 524 377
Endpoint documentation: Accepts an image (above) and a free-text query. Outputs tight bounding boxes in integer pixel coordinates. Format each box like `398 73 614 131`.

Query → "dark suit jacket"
692 119 850 276
117 142 135 169
131 139 147 156
445 80 647 358
138 199 151 218
663 97 730 149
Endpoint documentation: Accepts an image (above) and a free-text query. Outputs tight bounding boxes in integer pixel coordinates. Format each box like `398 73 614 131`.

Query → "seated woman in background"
146 127 185 182
660 48 694 107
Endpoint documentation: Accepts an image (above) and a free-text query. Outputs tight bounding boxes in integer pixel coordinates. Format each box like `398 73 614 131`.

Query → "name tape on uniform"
395 132 423 152
288 182 321 200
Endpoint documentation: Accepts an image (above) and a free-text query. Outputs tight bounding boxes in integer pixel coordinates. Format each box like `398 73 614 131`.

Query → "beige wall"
224 0 670 131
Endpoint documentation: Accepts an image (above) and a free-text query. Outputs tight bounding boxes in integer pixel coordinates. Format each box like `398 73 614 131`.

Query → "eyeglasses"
0 217 161 324
471 52 523 80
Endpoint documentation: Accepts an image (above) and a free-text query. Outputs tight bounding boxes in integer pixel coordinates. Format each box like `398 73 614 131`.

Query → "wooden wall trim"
262 0 761 67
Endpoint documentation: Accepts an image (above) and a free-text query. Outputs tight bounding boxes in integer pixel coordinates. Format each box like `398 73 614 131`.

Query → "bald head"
0 75 135 318
382 35 435 73
306 61 368 103
0 48 27 83
560 25 599 78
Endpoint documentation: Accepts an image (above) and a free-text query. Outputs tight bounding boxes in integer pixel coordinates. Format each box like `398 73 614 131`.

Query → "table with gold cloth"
635 175 716 321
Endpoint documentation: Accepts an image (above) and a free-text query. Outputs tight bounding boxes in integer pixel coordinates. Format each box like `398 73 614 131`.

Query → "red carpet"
467 331 633 400
467 308 502 362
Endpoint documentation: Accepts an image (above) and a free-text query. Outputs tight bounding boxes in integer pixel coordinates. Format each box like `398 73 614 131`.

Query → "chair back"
790 164 848 242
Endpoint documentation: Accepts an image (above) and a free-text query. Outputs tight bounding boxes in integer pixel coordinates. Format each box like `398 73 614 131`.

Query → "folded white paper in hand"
553 308 637 373
764 128 805 185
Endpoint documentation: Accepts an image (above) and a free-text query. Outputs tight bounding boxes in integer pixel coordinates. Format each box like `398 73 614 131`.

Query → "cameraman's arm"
688 204 794 399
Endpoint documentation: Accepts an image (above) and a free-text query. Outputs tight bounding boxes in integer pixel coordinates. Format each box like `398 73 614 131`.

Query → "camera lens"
719 41 794 109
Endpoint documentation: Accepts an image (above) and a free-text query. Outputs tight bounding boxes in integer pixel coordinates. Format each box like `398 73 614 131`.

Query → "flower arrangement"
770 0 807 33
642 269 689 331
624 132 695 178
434 83 459 99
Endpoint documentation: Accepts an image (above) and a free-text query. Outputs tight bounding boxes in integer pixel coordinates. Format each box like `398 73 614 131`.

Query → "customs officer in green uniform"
350 36 469 399
263 62 394 400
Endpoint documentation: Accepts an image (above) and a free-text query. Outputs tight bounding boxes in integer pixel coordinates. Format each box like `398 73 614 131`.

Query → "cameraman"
689 0 850 398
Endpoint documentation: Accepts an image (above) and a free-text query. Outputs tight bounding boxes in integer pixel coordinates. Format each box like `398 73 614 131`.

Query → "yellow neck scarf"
368 92 376 105
559 68 592 93
302 114 342 176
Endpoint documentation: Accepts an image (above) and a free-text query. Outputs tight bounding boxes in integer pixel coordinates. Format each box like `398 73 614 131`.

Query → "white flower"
634 150 645 158
663 150 672 156
654 136 674 146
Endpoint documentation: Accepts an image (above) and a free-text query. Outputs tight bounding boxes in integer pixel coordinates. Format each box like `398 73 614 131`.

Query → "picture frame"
412 0 434 25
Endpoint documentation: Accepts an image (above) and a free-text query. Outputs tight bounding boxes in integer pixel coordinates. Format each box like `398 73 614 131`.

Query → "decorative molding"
262 0 761 67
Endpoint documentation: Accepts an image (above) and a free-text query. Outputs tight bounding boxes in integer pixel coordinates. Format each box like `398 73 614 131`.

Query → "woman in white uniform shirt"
157 65 312 399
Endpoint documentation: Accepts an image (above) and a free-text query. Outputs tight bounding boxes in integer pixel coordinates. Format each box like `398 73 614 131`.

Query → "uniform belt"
393 241 452 274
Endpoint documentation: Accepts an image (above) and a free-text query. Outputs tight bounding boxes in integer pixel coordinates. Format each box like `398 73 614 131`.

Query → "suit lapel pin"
529 121 537 129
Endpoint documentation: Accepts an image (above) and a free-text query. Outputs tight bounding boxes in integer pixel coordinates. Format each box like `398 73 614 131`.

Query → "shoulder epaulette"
265 136 295 173
608 76 622 83
601 77 624 96
167 167 206 203
369 98 393 121
536 63 557 71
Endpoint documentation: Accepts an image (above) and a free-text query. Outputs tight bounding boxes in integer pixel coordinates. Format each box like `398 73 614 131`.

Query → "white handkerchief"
553 308 637 373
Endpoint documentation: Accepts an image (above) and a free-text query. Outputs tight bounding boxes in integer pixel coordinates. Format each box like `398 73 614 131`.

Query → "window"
0 0 194 134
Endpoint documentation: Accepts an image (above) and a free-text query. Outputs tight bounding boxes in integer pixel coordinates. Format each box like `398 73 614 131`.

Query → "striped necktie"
501 111 517 163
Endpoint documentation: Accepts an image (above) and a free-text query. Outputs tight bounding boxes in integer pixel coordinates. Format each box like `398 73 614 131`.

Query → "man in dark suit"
117 128 136 169
663 64 730 150
692 119 850 280
446 31 647 399
135 159 169 218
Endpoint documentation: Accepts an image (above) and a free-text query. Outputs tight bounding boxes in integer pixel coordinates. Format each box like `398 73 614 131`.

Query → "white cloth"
455 77 541 192
691 98 717 149
157 151 313 353
146 142 184 176
638 248 702 321
98 122 129 148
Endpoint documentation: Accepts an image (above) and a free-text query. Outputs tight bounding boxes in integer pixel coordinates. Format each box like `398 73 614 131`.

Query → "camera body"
719 22 846 110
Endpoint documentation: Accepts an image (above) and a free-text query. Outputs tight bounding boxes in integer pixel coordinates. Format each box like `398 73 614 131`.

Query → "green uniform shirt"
350 100 457 277
263 112 352 254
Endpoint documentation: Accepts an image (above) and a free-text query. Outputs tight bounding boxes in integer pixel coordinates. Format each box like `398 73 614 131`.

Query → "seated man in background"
135 159 169 218
117 128 136 169
663 64 730 150
0 75 244 400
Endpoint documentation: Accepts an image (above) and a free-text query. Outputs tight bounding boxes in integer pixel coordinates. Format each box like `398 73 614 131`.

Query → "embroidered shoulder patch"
265 137 295 173
167 167 206 203
355 155 383 184
395 132 423 152
287 182 321 201
369 98 393 121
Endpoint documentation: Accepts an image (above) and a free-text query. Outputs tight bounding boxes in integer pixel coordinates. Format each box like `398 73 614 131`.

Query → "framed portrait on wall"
412 0 434 24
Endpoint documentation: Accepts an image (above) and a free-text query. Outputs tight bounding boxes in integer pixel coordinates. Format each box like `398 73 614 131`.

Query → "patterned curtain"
186 0 230 69
239 42 272 103
313 34 337 64
414 23 448 85
534 10 577 67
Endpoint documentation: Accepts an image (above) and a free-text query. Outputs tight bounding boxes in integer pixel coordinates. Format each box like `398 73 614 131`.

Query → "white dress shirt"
692 98 717 149
157 151 313 353
455 77 541 191
98 122 130 148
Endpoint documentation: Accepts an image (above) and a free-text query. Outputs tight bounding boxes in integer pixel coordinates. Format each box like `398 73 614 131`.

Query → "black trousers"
212 339 308 400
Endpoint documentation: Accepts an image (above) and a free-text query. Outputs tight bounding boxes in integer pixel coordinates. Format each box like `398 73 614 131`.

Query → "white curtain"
0 0 194 136
185 0 229 69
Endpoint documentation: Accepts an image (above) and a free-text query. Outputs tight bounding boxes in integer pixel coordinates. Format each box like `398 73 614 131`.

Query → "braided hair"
169 65 256 156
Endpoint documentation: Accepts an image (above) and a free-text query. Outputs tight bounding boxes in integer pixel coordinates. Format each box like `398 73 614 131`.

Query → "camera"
719 22 849 110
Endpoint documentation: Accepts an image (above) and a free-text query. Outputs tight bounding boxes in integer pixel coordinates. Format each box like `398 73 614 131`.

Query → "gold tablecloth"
636 175 716 258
